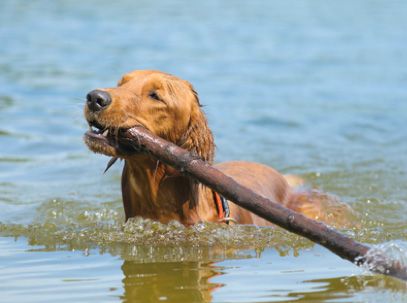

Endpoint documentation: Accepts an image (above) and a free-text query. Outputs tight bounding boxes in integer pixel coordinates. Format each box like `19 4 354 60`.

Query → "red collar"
182 192 231 227
213 191 230 224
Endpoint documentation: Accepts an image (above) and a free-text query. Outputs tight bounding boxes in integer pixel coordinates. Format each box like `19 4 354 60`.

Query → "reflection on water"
121 261 219 303
1 204 407 302
2 235 405 303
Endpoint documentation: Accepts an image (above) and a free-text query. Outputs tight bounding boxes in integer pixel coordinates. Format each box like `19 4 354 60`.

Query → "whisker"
70 103 85 107
71 106 87 125
71 105 83 111
65 97 86 105
114 66 125 78
66 98 86 114
72 114 84 124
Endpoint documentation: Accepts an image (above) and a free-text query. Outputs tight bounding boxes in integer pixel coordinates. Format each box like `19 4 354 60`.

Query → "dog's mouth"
86 120 119 145
84 120 135 158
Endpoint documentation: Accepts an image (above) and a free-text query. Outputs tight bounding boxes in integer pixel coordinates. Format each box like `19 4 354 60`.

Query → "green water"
1 0 407 302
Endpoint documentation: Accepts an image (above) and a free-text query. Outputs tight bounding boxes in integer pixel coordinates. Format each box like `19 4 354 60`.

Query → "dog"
84 70 356 227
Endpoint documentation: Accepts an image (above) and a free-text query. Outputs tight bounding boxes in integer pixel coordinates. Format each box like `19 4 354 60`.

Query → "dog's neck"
121 155 218 224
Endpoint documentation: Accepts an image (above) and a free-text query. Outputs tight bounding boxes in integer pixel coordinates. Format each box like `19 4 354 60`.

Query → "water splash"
356 241 407 280
2 198 407 266
0 212 315 262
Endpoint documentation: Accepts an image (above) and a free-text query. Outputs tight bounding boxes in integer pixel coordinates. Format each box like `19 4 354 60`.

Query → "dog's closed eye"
149 92 163 103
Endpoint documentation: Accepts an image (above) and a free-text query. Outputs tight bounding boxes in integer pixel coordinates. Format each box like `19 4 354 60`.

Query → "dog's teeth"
102 129 109 137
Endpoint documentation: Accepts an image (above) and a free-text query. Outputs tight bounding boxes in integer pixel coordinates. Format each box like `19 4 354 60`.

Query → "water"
1 0 407 302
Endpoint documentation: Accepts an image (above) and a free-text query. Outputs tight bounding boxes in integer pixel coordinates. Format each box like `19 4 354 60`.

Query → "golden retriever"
84 70 355 227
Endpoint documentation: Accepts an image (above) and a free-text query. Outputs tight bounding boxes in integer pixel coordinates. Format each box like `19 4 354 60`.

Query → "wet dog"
84 70 355 226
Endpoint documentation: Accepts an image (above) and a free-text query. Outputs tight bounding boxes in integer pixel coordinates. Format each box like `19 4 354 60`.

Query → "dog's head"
84 70 215 164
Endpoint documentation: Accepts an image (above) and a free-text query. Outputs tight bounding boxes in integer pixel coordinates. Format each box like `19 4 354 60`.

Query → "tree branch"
120 126 407 280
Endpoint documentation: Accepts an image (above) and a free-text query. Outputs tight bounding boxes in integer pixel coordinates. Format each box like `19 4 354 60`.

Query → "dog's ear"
179 89 215 164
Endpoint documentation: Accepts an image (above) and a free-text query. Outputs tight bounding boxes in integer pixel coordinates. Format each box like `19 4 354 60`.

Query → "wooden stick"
120 127 407 280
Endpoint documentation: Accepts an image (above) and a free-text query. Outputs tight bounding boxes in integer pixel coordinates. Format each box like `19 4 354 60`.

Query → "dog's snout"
86 90 112 112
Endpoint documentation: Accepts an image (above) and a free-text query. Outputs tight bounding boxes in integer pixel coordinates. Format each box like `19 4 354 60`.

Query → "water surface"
1 1 407 302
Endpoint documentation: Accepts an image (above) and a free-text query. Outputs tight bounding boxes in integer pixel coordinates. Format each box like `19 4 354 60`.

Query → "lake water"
1 0 407 302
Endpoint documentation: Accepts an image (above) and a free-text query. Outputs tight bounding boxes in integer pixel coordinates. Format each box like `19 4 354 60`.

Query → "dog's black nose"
86 90 112 112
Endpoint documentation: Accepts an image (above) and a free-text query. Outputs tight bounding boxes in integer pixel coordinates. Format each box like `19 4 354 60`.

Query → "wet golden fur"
84 70 356 227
